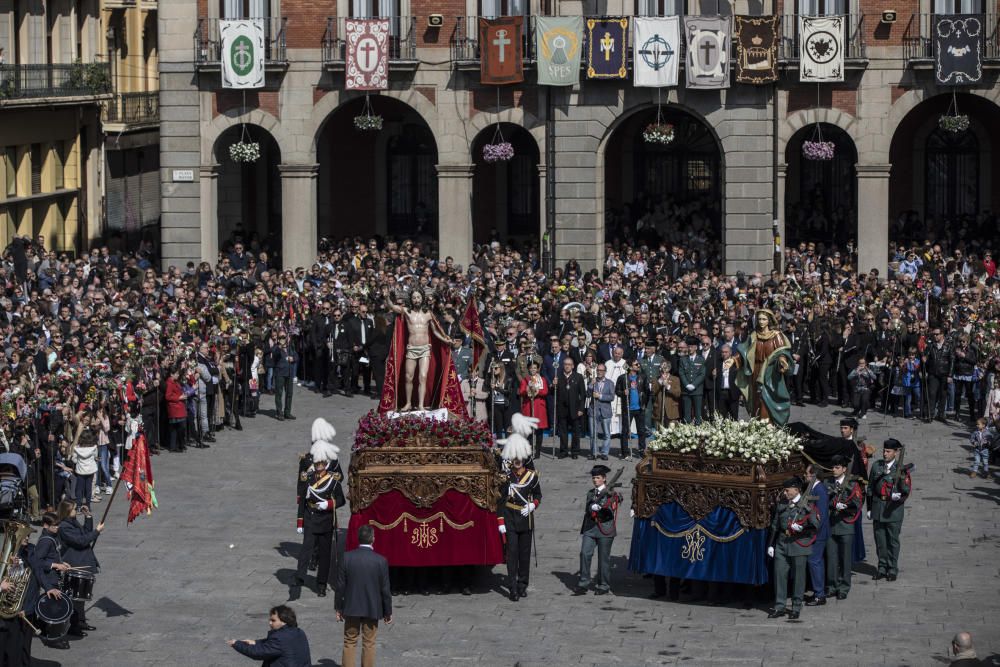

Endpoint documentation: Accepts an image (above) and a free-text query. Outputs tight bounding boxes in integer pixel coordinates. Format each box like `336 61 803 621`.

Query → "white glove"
835 502 847 511
790 522 803 533
891 492 902 501
590 503 601 512
629 509 635 518
498 524 506 535
317 500 330 511
685 384 695 392
767 546 775 558
296 527 303 535
520 502 536 517
866 511 872 520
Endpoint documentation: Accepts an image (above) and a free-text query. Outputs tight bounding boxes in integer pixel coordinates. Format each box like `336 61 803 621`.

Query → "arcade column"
856 164 891 280
199 164 220 264
279 163 319 271
436 163 474 268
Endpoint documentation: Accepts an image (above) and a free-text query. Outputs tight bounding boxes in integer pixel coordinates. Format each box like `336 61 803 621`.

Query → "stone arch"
470 122 542 246
464 107 546 168
202 108 294 164
879 87 1000 162
595 101 727 270
779 108 860 164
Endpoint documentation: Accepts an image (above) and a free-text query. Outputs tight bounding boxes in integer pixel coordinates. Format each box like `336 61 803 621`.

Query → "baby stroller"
0 452 29 521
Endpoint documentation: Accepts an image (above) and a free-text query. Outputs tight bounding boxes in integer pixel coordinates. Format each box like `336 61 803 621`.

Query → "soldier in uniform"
867 438 911 581
824 454 863 600
575 464 621 596
839 416 869 563
767 477 820 620
497 414 542 602
296 450 319 573
293 418 346 597
514 337 543 384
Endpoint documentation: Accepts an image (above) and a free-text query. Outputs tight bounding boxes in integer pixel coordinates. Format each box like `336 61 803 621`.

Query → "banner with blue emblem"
586 17 629 80
634 16 680 87
628 501 770 585
536 16 583 86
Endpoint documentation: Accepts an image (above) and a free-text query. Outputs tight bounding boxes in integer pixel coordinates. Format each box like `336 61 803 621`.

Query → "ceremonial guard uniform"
823 455 863 599
497 414 542 602
294 419 346 597
576 465 621 595
768 477 820 619
867 439 912 581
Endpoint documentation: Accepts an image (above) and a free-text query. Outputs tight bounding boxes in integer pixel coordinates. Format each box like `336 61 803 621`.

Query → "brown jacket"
651 374 681 425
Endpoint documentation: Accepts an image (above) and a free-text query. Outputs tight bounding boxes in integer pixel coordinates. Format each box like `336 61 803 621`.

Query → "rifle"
889 447 914 499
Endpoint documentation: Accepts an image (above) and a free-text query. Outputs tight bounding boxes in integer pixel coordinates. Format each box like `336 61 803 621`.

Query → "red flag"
480 17 524 84
122 432 156 523
460 297 488 372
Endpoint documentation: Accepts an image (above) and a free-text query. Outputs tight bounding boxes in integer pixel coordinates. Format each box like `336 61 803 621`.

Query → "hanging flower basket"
229 141 260 164
643 122 675 145
483 141 514 163
802 140 835 161
939 114 969 133
354 114 383 131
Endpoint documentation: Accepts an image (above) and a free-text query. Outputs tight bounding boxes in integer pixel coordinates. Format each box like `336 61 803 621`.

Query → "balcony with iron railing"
103 91 159 128
0 61 112 103
322 16 418 69
452 15 537 67
194 17 288 70
778 14 866 66
903 13 1000 65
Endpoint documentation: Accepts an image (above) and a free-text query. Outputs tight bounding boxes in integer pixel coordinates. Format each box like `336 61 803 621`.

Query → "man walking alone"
336 525 393 667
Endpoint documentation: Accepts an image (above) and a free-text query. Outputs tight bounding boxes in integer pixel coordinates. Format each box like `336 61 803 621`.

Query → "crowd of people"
0 224 998 663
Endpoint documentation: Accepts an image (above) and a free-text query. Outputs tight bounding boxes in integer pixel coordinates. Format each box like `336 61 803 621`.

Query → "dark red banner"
347 490 504 567
480 17 524 85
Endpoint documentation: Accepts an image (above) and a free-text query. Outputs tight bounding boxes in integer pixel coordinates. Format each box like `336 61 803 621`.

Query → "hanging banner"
536 16 583 86
684 16 731 89
480 17 524 85
935 15 983 85
345 19 390 90
799 15 845 82
586 17 629 80
220 19 265 89
634 16 680 87
734 15 778 84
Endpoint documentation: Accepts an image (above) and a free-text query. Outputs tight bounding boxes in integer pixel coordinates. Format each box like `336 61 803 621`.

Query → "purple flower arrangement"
482 141 514 163
802 140 835 161
353 411 495 452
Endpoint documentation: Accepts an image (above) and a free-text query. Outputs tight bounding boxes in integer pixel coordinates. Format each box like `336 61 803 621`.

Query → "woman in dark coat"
368 314 389 399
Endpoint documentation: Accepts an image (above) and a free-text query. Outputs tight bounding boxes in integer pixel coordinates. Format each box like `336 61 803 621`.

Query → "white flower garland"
229 141 260 164
648 418 803 464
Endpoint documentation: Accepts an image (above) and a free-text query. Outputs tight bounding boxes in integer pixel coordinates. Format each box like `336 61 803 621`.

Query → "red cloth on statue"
518 376 549 429
378 316 468 418
346 490 503 566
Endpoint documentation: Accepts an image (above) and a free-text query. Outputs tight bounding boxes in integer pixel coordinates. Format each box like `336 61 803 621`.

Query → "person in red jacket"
164 366 187 453
518 361 548 458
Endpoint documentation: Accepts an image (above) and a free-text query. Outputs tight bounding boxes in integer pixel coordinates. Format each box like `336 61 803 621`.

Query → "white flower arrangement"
647 418 803 464
229 141 260 164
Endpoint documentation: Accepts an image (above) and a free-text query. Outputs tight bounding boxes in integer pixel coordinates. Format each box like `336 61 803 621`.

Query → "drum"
35 594 72 640
63 570 95 601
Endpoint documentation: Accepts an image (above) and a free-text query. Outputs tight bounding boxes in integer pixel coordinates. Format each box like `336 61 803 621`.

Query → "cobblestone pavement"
34 388 1000 667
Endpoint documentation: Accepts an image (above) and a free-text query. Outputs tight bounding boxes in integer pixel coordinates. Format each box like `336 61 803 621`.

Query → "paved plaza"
35 390 1000 667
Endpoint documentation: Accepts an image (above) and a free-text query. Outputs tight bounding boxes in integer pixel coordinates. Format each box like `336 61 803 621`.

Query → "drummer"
35 512 74 648
56 500 104 638
0 524 63 665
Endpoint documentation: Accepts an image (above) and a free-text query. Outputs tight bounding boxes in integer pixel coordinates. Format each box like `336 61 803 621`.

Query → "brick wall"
470 87 537 117
214 91 281 119
283 0 331 49
413 0 463 46
787 84 856 117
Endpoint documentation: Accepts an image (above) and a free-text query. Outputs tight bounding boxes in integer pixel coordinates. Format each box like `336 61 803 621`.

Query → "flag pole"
99 472 126 525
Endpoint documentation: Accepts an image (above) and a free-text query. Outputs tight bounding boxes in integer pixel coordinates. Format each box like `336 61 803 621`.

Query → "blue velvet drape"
628 502 770 585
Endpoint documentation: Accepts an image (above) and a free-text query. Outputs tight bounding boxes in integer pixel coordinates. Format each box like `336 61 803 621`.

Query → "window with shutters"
797 0 846 14
219 0 271 18
53 143 65 190
932 0 984 13
479 0 528 16
30 144 41 195
1 148 13 199
635 0 684 16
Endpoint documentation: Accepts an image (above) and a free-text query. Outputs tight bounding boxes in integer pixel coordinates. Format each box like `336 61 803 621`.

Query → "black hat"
782 476 802 489
840 417 858 429
644 339 657 347
830 455 849 468
590 464 611 477
684 335 699 346
883 438 903 451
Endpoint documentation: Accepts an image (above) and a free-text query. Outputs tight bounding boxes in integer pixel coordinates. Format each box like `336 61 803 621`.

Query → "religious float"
628 419 805 585
344 292 504 567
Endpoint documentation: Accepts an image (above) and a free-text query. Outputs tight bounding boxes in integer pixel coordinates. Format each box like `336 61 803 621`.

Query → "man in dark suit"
328 306 359 397
555 356 587 459
228 605 311 667
310 301 334 394
714 344 741 420
336 525 393 667
269 332 298 420
348 303 375 396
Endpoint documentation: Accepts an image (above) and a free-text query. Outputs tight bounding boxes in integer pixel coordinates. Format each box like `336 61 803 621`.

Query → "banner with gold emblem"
734 15 778 84
535 16 583 86
586 17 629 79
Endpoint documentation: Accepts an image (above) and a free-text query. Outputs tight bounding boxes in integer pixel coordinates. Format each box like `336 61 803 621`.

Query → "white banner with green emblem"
221 19 265 89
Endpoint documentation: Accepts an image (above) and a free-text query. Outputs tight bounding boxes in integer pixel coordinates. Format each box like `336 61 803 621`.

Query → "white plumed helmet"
311 417 337 443
500 433 532 462
310 440 340 464
509 412 539 438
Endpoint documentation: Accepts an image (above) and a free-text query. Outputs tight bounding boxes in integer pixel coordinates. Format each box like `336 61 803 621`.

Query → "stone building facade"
159 0 1000 275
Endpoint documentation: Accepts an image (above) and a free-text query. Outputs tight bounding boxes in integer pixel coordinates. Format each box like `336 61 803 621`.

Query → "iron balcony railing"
577 16 690 70
903 13 999 62
195 17 288 65
452 15 536 63
778 13 866 62
0 61 112 100
103 91 159 125
322 16 418 63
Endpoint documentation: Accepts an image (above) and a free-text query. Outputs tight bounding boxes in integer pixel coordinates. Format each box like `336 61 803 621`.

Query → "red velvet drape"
378 317 468 418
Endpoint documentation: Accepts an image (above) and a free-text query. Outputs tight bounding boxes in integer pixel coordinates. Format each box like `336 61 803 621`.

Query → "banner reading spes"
536 16 583 86
586 17 629 79
221 20 265 89
634 16 680 87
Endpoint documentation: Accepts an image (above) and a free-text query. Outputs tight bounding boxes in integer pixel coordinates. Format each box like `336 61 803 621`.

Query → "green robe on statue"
735 329 793 426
